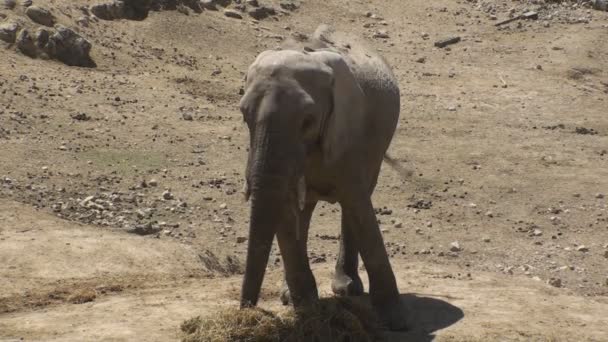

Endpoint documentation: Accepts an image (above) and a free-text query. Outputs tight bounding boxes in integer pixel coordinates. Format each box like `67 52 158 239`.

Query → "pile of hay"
180 298 382 342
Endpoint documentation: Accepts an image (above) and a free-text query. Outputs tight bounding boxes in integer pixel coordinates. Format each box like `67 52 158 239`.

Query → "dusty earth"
1 0 608 341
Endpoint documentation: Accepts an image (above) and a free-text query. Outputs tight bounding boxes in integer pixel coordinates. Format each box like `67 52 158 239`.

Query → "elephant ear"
316 51 366 166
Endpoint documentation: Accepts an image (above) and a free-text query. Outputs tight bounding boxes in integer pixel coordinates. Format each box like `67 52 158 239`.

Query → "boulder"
0 22 19 43
16 29 37 57
25 6 56 27
45 25 96 67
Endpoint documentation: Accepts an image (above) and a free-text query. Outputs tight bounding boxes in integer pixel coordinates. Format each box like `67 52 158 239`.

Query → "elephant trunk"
240 124 291 308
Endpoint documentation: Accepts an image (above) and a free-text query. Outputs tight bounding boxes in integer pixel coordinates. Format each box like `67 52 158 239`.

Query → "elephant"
238 24 407 330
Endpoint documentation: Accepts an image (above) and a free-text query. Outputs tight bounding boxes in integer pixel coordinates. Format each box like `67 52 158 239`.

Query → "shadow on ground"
383 293 464 341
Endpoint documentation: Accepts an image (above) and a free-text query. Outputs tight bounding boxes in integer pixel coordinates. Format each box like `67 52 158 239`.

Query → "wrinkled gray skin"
239 24 406 330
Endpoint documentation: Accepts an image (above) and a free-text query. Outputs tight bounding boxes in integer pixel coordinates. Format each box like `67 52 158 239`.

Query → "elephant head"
239 49 366 307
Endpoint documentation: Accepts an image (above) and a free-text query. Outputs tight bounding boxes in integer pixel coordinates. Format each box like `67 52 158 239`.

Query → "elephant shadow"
351 292 464 342
385 293 464 342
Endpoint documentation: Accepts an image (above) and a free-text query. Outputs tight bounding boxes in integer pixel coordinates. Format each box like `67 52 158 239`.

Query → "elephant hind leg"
331 207 364 297
340 193 408 331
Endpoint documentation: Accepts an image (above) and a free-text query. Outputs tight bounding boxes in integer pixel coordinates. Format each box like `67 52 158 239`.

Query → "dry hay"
180 297 383 342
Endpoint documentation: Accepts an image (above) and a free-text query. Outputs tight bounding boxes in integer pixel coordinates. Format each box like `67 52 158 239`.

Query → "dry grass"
180 298 382 342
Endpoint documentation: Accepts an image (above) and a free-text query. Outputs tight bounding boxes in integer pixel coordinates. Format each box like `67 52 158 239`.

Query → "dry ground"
1 0 608 341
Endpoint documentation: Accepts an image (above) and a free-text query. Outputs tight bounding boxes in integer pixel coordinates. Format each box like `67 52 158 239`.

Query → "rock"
224 9 242 19
3 0 15 10
576 245 589 252
16 29 38 58
373 30 389 39
596 193 605 199
450 241 462 252
162 190 174 200
593 0 607 11
26 6 56 27
248 6 276 20
182 112 193 121
129 222 161 235
34 28 50 49
532 229 543 237
279 0 298 11
22 0 32 7
393 221 403 228
219 203 227 209
482 237 491 243
246 0 259 6
434 36 461 48
603 250 608 259
200 0 218 10
548 278 562 288
236 236 247 243
90 3 123 20
148 179 158 187
70 112 90 121
0 22 19 44
76 16 90 27
45 25 96 67
415 57 426 63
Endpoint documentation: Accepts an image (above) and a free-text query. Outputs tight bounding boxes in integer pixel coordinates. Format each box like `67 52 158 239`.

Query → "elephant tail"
383 153 414 178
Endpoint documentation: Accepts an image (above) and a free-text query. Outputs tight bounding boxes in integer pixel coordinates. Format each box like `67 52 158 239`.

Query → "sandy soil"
1 0 607 341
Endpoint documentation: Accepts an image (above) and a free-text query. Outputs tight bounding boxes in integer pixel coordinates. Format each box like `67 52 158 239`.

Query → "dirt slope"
1 0 608 341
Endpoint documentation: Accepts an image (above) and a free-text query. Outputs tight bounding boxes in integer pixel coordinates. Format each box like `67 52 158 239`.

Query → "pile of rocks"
0 4 95 67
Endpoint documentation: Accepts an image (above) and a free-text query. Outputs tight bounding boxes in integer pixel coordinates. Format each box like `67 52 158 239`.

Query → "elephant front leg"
278 202 318 306
342 195 408 331
331 208 364 297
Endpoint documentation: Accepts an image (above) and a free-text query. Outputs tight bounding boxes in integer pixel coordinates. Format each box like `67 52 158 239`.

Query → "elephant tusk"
243 181 251 202
297 176 306 211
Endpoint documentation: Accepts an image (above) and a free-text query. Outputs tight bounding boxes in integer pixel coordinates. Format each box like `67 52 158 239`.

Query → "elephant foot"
280 282 319 306
331 271 364 297
374 298 409 331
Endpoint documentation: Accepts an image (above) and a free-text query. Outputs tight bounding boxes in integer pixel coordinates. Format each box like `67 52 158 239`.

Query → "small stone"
70 112 90 121
219 203 227 209
381 228 389 233
576 245 589 252
26 6 56 27
373 30 389 39
533 229 543 237
393 221 403 228
236 236 247 243
224 9 243 19
279 1 298 11
22 0 32 7
482 237 491 243
182 113 193 121
485 211 494 218
450 241 461 252
596 193 605 199
426 221 433 227
604 250 608 259
415 57 426 63
246 0 259 7
162 190 174 200
548 278 562 288
148 179 158 187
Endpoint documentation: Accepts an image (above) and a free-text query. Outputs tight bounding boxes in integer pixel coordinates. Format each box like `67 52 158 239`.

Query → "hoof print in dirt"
25 6 56 27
